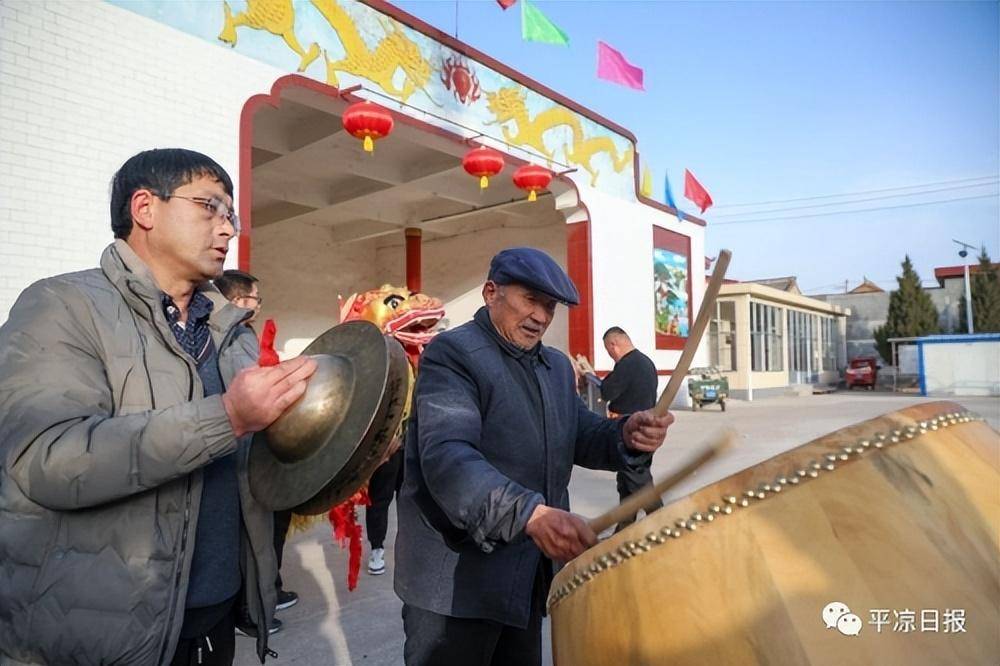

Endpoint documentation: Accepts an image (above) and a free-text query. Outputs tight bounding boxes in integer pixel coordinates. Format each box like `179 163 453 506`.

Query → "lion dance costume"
328 285 444 589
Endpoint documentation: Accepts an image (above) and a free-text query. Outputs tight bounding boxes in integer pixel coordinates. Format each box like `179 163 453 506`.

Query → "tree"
958 248 1000 333
873 255 940 364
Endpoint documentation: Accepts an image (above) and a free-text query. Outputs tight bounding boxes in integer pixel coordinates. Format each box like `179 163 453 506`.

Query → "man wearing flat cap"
394 247 673 665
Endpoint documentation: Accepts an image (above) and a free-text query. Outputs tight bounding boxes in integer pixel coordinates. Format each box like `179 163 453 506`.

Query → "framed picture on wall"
653 226 692 350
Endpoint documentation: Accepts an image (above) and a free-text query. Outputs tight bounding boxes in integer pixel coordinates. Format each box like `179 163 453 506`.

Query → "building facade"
709 282 848 400
815 264 999 361
0 0 708 397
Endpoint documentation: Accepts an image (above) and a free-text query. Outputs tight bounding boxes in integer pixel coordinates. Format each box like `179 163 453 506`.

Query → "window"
821 317 837 371
710 301 737 371
750 302 784 372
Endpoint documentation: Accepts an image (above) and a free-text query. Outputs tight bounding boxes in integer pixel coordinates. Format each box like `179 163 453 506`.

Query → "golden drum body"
549 401 999 665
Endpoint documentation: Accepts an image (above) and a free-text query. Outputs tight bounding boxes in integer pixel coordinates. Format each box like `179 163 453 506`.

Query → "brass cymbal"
248 320 410 513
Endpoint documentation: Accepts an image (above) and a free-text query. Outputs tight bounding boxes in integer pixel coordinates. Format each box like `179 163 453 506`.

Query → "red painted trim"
567 220 594 365
237 91 285 272
653 226 693 351
237 74 544 271
934 262 999 286
238 75 596 344
405 227 422 293
357 0 706 223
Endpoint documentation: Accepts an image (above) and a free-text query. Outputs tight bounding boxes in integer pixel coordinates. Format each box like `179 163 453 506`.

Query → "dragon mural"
311 0 434 103
217 0 433 103
485 86 634 187
208 0 638 191
218 0 321 72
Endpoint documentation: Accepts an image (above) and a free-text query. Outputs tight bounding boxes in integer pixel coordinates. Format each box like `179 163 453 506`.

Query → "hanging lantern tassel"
463 146 505 192
512 164 553 202
342 100 393 154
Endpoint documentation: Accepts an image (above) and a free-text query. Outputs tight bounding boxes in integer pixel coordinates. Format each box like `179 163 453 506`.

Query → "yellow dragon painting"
218 0 433 103
218 0 321 72
485 86 634 187
311 0 433 103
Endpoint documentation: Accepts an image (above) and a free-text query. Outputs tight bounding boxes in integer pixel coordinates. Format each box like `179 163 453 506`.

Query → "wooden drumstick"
652 249 731 417
588 431 735 535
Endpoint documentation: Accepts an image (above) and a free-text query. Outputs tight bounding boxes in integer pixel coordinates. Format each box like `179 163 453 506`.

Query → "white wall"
0 0 284 323
922 340 1000 397
584 186 706 372
253 220 381 356
581 184 705 407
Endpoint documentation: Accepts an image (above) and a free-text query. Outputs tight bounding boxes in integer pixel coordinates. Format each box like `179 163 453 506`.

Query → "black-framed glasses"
158 193 241 235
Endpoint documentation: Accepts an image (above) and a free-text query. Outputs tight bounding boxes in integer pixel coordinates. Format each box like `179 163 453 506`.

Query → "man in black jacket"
394 248 673 666
601 327 663 530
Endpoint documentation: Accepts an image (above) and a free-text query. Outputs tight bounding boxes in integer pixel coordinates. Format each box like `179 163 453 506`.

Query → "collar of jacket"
101 239 250 337
473 306 551 368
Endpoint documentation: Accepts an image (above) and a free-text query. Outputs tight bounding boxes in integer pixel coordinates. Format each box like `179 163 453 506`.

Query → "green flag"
521 0 569 46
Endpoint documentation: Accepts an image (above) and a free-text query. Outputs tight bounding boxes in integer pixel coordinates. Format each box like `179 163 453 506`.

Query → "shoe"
275 590 298 611
235 618 282 637
368 547 386 575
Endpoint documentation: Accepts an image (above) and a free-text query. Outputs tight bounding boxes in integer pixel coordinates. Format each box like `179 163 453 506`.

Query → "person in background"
600 327 663 531
214 269 299 627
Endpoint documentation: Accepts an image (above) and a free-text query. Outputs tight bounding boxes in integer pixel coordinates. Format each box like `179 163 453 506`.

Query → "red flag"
258 319 280 367
684 169 713 213
497 0 517 9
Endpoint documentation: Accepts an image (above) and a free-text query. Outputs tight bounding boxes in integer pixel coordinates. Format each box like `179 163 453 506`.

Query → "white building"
0 0 708 391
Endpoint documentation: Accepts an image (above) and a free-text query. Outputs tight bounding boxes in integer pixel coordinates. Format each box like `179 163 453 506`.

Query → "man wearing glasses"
0 149 316 665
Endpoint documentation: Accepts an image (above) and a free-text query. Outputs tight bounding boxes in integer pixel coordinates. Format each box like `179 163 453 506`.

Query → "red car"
845 357 879 390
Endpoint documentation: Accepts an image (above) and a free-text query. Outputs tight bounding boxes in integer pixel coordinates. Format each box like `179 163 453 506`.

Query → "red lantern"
342 100 393 153
462 146 505 190
512 164 552 202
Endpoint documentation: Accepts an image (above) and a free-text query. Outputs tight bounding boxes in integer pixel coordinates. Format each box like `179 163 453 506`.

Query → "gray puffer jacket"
0 241 277 665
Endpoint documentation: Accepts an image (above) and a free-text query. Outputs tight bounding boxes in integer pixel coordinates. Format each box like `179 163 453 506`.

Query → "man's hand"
222 356 317 438
623 409 674 452
524 505 597 562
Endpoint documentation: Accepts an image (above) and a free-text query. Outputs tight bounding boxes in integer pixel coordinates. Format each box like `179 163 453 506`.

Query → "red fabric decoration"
496 0 517 8
258 319 280 367
328 488 371 591
462 146 505 189
683 169 714 214
512 164 552 202
342 100 394 153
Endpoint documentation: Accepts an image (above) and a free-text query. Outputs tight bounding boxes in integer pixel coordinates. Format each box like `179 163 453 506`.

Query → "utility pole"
952 239 976 334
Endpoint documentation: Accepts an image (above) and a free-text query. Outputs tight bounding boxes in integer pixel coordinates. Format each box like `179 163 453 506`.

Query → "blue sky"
393 0 999 293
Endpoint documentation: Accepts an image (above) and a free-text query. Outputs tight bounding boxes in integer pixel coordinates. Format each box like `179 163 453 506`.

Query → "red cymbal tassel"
328 488 371 591
258 319 280 367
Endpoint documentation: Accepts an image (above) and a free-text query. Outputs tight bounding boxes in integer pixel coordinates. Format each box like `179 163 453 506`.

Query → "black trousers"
365 449 404 549
273 509 293 591
170 604 236 666
615 459 663 530
401 569 545 666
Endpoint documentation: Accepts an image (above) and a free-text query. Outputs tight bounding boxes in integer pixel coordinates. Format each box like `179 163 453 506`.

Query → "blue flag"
664 170 684 222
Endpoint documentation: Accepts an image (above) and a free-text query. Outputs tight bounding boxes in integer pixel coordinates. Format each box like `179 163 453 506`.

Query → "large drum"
549 401 999 665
